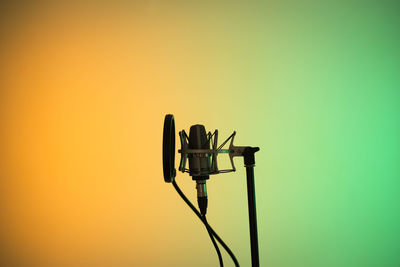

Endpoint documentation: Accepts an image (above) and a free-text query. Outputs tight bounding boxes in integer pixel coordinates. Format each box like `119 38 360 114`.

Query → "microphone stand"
178 127 261 267
243 147 260 267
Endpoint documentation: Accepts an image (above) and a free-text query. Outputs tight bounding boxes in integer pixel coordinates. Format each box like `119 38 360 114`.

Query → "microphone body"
188 124 210 215
188 124 211 179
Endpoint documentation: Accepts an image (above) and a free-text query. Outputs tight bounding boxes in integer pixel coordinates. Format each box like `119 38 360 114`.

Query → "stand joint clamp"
243 147 260 167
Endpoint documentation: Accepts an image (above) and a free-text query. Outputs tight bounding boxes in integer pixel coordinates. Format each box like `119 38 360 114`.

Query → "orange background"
1 2 399 267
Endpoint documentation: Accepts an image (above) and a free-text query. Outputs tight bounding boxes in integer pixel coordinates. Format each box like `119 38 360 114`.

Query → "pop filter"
163 114 176 182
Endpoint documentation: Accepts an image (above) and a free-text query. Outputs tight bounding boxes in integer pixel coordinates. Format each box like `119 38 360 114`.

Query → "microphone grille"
188 124 210 177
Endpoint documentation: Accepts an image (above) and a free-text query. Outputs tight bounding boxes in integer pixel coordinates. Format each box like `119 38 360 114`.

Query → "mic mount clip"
178 129 259 175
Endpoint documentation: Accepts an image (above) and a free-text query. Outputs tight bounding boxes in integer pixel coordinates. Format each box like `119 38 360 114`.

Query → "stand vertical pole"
243 147 260 267
246 166 259 267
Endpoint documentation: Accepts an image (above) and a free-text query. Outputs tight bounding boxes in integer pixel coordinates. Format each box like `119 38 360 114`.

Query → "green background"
0 1 399 266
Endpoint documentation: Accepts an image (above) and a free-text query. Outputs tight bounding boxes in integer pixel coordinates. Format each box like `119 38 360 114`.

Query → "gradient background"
0 1 399 267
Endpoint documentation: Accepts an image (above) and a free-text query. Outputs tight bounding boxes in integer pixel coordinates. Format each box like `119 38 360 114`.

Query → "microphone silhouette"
163 114 260 267
188 124 210 216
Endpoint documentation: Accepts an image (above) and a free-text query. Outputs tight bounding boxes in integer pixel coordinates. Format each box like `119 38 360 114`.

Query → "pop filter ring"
163 114 176 182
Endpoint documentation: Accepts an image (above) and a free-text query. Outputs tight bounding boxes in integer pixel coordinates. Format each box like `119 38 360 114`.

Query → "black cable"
172 180 240 267
203 215 224 267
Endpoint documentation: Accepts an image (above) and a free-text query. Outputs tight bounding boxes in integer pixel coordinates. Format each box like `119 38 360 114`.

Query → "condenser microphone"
163 114 260 267
188 124 210 216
